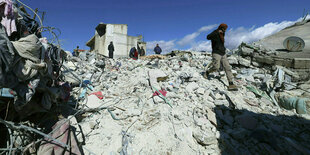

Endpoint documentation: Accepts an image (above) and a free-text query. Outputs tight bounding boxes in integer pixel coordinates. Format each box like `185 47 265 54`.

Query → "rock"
153 96 164 104
148 69 168 90
253 74 266 80
252 61 262 67
196 88 205 95
214 93 225 100
228 55 239 65
206 108 217 126
238 57 251 67
246 92 256 99
166 85 174 91
231 69 238 75
240 46 254 56
83 94 102 109
245 76 256 83
186 82 199 92
192 130 217 146
235 113 258 130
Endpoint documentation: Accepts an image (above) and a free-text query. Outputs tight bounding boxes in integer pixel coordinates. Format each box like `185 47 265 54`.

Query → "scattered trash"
1 1 310 155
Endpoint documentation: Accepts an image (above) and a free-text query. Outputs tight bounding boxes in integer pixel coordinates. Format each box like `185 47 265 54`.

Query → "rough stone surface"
62 50 310 154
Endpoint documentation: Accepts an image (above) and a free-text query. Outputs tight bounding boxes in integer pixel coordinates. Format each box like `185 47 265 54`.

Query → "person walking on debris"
154 44 162 54
108 41 114 58
204 23 238 91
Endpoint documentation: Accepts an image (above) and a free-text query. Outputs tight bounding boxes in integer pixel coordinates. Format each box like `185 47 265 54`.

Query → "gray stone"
186 82 199 92
83 94 102 109
206 108 217 126
240 46 254 56
228 55 239 65
192 130 217 146
153 96 164 104
238 57 251 67
196 88 205 95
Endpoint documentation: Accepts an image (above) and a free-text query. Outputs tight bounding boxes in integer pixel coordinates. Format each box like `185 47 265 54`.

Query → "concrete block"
294 58 310 69
253 55 274 65
274 58 293 68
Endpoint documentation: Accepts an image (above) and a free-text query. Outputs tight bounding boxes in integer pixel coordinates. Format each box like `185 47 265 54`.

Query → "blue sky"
24 0 309 54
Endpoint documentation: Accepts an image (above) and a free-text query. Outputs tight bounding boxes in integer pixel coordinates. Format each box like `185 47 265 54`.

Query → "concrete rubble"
1 1 310 155
63 49 310 154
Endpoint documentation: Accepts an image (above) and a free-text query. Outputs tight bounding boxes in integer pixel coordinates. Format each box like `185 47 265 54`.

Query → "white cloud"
188 41 212 52
225 20 295 49
177 24 217 46
146 40 176 55
146 17 309 54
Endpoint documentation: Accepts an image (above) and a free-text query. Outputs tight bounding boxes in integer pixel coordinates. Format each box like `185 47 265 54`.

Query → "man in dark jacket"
205 23 237 91
154 44 162 54
140 46 146 56
129 47 138 59
108 42 114 58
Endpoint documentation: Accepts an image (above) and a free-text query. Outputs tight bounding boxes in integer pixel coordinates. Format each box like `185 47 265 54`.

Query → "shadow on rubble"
276 49 289 52
214 105 310 155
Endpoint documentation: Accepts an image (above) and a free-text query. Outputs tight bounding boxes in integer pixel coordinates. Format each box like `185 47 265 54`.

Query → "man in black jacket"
154 44 162 54
108 41 114 58
205 23 237 91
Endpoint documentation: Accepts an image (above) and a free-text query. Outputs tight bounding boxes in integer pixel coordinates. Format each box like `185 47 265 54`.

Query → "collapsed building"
86 23 146 58
235 18 310 80
1 0 310 154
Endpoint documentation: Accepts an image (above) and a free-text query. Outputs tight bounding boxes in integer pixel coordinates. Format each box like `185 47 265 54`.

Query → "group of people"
106 23 238 91
129 45 146 59
108 42 146 59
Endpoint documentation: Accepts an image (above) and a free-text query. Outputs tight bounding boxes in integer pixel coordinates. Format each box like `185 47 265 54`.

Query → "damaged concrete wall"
257 20 310 51
86 23 145 58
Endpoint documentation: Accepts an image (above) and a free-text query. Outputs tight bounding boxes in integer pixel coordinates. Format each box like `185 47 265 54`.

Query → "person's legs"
221 55 238 90
221 54 234 82
209 53 222 72
204 53 221 78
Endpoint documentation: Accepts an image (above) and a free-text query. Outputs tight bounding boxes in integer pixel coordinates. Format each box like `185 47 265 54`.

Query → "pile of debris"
0 0 80 154
61 49 310 154
1 1 310 155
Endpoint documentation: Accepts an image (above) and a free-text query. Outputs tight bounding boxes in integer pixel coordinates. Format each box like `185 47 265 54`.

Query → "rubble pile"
65 50 310 154
233 19 310 81
0 0 80 154
1 1 310 155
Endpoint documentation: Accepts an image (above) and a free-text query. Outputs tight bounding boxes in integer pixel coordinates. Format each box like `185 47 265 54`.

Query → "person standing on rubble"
108 41 114 58
140 46 146 56
154 44 162 54
129 47 138 59
74 46 79 57
205 23 238 91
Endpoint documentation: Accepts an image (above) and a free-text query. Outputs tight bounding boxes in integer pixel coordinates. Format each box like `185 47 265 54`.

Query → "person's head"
77 46 79 49
156 44 159 47
141 46 144 49
218 23 228 32
110 41 113 44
